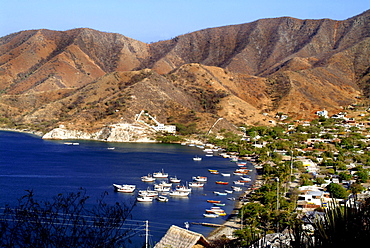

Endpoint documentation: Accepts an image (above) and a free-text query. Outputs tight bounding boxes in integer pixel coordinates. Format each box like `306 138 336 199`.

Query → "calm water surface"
0 131 255 246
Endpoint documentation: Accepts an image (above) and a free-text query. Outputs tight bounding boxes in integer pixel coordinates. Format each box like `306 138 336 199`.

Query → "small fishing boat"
138 188 158 197
189 182 204 187
113 184 136 193
169 191 190 197
225 190 233 194
157 196 169 202
207 200 221 203
232 186 242 191
203 213 219 218
206 207 225 213
157 181 172 187
193 156 202 161
175 185 192 193
221 173 231 177
213 203 226 207
213 191 227 196
192 176 207 182
153 169 169 178
153 184 171 192
169 176 181 183
141 174 156 182
215 181 229 185
136 196 153 202
233 181 245 185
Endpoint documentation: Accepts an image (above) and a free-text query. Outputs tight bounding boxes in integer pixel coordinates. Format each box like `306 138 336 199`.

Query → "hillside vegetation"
0 10 369 134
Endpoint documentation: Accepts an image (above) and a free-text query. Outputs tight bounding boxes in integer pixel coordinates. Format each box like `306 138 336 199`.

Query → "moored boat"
157 195 169 202
169 176 181 183
207 200 221 203
192 176 207 182
175 185 192 193
113 184 136 193
169 191 190 197
215 181 229 185
153 169 169 178
153 184 171 192
232 186 242 191
189 182 204 187
141 174 156 182
213 191 227 196
213 203 226 206
221 173 231 177
138 188 158 197
233 180 245 185
193 156 202 161
203 213 219 218
137 196 153 202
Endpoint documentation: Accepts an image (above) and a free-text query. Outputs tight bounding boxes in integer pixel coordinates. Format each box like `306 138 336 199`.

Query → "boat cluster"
203 206 226 218
113 169 210 203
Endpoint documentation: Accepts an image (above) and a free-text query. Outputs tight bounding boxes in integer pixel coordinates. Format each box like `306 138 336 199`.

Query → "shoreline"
206 170 263 241
0 128 44 137
1 127 259 240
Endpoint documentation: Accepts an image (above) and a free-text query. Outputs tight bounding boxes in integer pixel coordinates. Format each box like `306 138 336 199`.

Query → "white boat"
192 176 207 182
193 156 202 161
113 184 136 193
189 182 204 187
169 191 190 197
203 213 219 218
141 174 156 182
233 181 245 185
237 162 247 166
107 147 115 150
232 186 242 191
137 196 153 202
157 195 169 202
155 181 172 187
153 169 169 178
225 190 233 194
153 184 171 192
175 185 192 193
206 207 225 213
169 176 181 183
214 191 227 196
221 173 231 177
138 189 158 197
240 176 251 182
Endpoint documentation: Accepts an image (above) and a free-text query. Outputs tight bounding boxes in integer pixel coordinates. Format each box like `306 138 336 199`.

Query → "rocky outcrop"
42 123 157 142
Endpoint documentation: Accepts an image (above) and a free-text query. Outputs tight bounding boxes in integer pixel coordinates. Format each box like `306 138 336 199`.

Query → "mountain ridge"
0 10 369 136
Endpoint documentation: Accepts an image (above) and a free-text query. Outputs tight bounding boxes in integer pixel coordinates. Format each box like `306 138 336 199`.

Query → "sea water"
0 131 255 246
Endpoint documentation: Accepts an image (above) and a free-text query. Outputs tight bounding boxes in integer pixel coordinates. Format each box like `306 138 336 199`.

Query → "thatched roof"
154 225 211 248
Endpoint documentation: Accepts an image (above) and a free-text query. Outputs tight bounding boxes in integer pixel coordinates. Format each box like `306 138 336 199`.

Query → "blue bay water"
0 131 255 246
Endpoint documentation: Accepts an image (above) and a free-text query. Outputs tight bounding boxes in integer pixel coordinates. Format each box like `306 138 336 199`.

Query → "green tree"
326 183 349 199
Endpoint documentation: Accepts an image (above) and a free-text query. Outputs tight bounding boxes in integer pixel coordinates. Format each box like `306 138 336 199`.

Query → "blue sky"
1 0 368 43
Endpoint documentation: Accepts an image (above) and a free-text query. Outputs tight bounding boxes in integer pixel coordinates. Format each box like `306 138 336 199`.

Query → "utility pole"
145 220 149 248
276 177 280 211
276 177 280 232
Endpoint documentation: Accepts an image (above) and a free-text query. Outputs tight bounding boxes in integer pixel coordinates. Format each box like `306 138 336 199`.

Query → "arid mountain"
0 10 369 136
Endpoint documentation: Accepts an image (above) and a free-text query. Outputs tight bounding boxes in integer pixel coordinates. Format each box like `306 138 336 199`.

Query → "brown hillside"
0 10 369 134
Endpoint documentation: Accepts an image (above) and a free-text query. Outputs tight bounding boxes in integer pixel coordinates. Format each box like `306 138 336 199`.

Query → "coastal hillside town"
159 106 370 247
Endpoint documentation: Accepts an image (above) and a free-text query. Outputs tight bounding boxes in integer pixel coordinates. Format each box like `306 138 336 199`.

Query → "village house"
296 185 331 212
